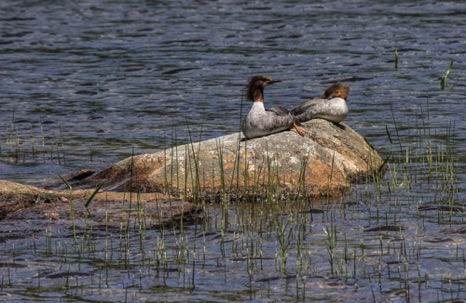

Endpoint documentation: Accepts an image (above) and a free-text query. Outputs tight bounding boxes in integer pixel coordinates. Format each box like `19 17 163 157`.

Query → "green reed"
440 60 453 90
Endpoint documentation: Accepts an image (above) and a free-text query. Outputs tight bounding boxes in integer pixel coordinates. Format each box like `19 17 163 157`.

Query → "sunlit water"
0 1 465 302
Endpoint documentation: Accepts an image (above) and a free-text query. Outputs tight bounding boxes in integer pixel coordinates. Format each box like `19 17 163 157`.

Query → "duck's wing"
290 99 321 116
266 106 290 116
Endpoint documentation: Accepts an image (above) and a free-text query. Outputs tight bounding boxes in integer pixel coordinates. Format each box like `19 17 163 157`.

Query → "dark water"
1 1 466 302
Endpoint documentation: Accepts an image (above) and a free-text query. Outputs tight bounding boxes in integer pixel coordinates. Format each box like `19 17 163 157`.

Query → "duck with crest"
241 76 350 140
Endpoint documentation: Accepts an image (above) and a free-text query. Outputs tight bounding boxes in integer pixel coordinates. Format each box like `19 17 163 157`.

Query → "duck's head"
244 75 281 102
321 82 350 100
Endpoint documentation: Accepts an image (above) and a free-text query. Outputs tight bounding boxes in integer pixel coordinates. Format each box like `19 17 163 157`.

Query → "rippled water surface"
1 0 465 181
1 1 465 302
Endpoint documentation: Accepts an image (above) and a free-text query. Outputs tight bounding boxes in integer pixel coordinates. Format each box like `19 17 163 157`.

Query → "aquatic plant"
440 60 454 89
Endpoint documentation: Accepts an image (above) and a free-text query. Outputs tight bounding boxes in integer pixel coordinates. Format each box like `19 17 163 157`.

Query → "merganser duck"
291 82 350 124
241 76 304 139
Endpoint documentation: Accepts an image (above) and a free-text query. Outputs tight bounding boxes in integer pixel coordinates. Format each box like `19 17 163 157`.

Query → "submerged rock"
0 180 56 220
0 180 201 226
73 119 385 201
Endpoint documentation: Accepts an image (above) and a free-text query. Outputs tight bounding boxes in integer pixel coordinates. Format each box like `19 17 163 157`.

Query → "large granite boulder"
72 119 385 201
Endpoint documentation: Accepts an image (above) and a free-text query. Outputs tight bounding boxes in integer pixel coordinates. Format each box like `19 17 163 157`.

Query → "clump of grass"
1 115 69 166
276 215 292 272
323 223 338 275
